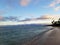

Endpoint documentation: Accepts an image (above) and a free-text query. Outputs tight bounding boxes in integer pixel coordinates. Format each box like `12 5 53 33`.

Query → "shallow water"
24 27 60 45
0 25 53 45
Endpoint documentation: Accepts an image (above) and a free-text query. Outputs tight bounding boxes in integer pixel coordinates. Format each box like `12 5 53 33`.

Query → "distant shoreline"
23 27 54 45
46 24 60 27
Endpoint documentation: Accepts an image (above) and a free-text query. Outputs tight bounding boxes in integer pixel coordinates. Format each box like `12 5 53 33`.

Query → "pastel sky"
0 0 60 19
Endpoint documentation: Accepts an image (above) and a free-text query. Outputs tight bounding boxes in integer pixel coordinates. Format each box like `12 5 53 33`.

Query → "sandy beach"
23 27 60 45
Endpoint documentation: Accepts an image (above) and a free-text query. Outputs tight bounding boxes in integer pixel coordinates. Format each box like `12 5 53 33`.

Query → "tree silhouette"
52 18 60 26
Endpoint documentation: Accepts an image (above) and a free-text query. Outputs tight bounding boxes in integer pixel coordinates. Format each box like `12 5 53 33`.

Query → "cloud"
49 2 56 7
20 0 31 6
49 0 60 11
49 0 60 7
41 14 60 20
54 6 60 11
20 0 40 6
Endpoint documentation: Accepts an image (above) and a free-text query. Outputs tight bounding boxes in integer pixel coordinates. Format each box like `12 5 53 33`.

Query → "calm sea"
0 24 52 45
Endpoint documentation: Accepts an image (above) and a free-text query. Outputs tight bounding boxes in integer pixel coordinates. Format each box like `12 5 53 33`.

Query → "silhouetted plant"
52 18 60 25
52 20 55 24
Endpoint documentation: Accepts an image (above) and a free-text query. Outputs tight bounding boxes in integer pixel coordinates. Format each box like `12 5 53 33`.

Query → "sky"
0 0 60 20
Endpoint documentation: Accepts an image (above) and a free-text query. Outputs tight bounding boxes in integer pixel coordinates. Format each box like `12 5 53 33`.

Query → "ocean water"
0 24 52 45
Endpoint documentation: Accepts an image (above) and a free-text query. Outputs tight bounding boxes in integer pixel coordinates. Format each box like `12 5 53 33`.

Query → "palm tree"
52 20 55 24
58 18 60 21
52 18 60 25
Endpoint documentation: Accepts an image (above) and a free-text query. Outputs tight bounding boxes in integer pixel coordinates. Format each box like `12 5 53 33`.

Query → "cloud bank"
49 0 60 11
40 14 60 20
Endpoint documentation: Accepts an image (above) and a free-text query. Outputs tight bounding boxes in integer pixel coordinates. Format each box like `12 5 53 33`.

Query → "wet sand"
24 27 60 45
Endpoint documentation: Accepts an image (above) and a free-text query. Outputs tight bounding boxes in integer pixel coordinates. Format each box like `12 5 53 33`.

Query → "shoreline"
23 27 54 45
23 27 60 45
46 24 60 27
